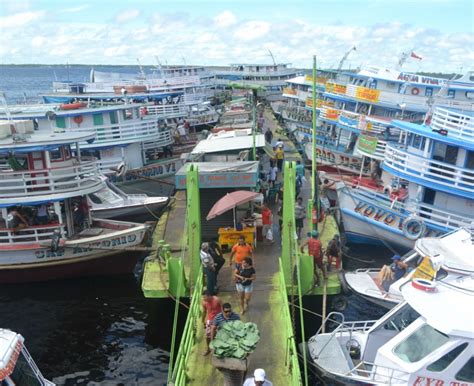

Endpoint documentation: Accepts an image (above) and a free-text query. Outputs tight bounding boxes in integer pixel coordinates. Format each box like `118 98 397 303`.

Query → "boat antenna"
154 56 162 70
267 49 277 66
337 46 356 72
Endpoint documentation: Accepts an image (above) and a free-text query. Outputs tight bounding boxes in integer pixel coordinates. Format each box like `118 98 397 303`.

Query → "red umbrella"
206 190 260 227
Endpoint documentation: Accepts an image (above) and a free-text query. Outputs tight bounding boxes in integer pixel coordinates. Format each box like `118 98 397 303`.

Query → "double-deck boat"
0 101 182 196
0 120 150 283
307 259 474 385
0 328 54 385
342 227 474 309
337 105 474 249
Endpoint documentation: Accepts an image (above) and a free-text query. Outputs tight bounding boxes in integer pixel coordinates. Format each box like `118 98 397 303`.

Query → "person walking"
234 257 256 314
275 145 284 172
300 230 326 286
229 235 253 267
211 303 241 338
264 128 273 144
294 197 306 239
200 242 217 295
201 291 222 356
208 238 225 276
268 163 278 188
326 234 342 271
261 204 273 244
243 368 273 386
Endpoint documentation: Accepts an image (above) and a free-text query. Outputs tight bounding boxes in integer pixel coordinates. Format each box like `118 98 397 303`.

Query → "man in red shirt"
201 291 222 356
261 204 273 244
300 230 327 286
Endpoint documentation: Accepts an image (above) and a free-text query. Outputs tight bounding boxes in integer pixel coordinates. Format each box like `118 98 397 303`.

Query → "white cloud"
233 21 270 41
214 11 237 28
60 5 90 13
115 9 140 23
0 11 45 28
31 36 46 48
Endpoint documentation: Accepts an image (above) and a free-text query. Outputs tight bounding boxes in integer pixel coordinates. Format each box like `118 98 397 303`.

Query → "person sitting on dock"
200 243 217 295
243 368 273 386
234 257 256 314
211 303 240 338
300 230 327 286
201 290 222 356
229 236 253 267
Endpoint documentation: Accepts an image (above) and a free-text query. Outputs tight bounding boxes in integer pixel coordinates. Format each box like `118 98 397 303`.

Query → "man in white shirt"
243 368 273 386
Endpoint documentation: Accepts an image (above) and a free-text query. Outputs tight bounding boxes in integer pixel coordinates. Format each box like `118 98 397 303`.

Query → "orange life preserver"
412 278 437 292
411 87 420 96
60 102 87 110
73 115 83 124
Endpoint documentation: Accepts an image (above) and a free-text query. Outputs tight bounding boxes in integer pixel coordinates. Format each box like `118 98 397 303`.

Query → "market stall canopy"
206 190 260 220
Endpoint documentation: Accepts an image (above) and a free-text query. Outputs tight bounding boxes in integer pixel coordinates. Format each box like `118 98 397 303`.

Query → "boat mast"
311 55 319 230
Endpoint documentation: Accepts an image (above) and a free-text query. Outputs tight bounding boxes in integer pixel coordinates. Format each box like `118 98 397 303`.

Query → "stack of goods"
210 321 260 359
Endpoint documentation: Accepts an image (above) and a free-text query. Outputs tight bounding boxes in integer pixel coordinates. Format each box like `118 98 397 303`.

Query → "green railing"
278 258 303 386
168 267 203 386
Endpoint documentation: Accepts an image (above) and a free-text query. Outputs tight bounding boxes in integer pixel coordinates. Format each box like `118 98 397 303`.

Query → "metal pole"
252 90 257 161
311 55 319 230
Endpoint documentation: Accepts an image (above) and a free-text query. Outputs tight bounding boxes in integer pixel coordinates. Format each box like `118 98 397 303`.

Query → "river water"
0 65 394 385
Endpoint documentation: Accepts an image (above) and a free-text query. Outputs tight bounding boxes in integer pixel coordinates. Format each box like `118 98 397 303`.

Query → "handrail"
384 144 474 194
430 107 474 142
0 224 65 244
278 258 303 386
168 267 203 386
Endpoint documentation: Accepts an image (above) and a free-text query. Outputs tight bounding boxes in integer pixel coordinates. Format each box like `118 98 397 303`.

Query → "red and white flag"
411 51 422 60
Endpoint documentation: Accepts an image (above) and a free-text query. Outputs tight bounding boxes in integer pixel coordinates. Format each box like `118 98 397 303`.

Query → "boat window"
425 88 433 97
9 351 42 386
455 356 474 382
393 324 449 363
427 342 468 372
383 304 420 332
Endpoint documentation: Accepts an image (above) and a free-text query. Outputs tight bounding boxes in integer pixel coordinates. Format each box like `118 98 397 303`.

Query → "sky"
0 0 473 72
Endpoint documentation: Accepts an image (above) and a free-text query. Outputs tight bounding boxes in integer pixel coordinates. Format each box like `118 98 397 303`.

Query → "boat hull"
92 199 168 220
0 249 145 283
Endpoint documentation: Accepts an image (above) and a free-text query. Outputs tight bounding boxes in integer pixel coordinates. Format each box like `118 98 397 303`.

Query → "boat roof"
0 329 24 378
0 127 95 152
391 119 474 151
401 275 474 337
191 131 265 154
415 228 474 273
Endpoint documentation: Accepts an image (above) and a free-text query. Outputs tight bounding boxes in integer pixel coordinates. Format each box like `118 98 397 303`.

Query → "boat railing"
430 106 474 142
96 158 123 174
0 159 103 198
355 136 387 160
347 360 411 384
0 224 65 244
354 186 473 229
146 104 188 118
384 143 474 195
71 118 163 146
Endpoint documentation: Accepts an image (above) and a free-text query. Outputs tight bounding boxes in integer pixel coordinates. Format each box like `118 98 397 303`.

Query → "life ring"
402 216 426 240
363 205 375 217
411 88 420 96
412 278 437 292
60 102 87 110
384 213 396 225
73 115 83 124
115 162 126 177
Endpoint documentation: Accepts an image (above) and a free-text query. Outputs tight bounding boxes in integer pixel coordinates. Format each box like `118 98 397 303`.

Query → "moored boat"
0 120 150 283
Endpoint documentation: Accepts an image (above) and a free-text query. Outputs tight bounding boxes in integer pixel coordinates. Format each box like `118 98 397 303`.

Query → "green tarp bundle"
210 320 260 359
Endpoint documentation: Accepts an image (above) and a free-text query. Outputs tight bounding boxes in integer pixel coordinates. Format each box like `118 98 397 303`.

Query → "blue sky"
0 0 472 71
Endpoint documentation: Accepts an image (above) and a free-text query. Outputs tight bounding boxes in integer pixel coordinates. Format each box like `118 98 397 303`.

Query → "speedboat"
0 328 54 385
307 264 474 385
88 178 168 219
341 227 474 309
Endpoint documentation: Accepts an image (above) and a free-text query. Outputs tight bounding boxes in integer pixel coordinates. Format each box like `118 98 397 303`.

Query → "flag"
411 51 422 60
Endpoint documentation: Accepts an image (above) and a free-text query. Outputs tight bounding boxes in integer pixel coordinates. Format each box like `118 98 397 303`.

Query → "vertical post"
252 89 257 161
186 164 201 284
310 55 319 231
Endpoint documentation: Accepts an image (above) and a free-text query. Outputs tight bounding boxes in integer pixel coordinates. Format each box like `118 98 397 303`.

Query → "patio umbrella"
206 190 261 228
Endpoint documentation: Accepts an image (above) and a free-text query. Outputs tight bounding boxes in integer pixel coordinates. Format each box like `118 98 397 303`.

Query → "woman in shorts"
234 257 256 314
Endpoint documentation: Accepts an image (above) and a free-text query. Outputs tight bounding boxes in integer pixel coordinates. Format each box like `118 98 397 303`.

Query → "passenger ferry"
213 63 303 101
0 328 54 385
0 101 181 195
307 258 474 385
0 120 149 283
338 105 474 249
342 227 473 309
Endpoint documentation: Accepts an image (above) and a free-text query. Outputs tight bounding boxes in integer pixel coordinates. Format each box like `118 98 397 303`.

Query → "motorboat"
88 178 168 219
341 227 474 309
0 328 54 385
307 259 474 385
